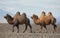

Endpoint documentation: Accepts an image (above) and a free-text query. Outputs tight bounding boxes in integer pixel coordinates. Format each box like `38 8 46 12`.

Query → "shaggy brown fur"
4 14 14 24
31 12 57 33
4 12 32 33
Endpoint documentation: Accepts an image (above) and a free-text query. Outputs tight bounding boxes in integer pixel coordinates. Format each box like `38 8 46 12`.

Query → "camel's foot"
46 31 48 33
17 31 19 33
30 31 32 33
53 30 55 33
53 30 56 33
39 31 42 33
23 31 25 33
45 30 48 33
12 30 14 32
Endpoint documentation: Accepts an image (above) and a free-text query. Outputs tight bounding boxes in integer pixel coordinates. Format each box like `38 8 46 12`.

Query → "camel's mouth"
4 16 7 19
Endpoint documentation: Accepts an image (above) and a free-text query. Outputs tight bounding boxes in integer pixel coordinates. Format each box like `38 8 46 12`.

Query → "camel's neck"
33 18 40 25
7 17 14 24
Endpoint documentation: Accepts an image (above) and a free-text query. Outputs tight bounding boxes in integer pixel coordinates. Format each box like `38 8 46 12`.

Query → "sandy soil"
0 23 60 38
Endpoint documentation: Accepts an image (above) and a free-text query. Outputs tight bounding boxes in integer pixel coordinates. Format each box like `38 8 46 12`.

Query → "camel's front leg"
16 25 19 33
12 25 15 32
43 25 47 33
40 25 43 33
13 21 19 33
15 22 19 33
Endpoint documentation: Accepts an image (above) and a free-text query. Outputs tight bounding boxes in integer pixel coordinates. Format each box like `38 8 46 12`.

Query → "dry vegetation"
0 23 60 38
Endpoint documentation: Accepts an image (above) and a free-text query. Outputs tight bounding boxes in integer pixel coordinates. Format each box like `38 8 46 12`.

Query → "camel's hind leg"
28 24 32 33
52 24 57 33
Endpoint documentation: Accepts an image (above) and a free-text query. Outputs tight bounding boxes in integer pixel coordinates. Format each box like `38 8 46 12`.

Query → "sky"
0 0 60 24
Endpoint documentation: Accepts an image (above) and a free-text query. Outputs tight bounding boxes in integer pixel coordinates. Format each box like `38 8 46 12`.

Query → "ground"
0 23 60 38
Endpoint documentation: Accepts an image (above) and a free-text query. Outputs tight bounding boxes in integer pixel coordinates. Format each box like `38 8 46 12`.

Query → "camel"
4 11 32 33
31 11 57 33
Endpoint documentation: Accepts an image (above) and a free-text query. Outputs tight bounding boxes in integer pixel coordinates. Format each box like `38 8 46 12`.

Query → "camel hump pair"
40 11 55 24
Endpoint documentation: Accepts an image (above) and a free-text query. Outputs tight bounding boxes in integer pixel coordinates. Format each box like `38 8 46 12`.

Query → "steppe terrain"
0 23 60 38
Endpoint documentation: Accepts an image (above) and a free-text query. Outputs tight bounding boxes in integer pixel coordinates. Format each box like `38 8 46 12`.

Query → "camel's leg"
52 24 57 33
23 25 28 33
28 24 32 33
13 21 19 33
40 25 43 33
43 24 47 33
15 21 19 33
12 24 15 32
16 25 19 33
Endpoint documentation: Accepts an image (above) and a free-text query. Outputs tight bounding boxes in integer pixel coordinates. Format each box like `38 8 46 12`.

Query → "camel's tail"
54 17 56 23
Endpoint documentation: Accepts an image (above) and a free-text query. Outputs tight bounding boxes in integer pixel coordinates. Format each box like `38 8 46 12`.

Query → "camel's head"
4 14 12 19
31 14 38 19
4 14 9 19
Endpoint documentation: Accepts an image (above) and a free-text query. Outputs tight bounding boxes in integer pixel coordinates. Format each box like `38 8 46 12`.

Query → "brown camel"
4 11 32 33
31 11 57 33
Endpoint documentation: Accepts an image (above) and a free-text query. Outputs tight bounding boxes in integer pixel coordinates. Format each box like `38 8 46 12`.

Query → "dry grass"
0 23 60 38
